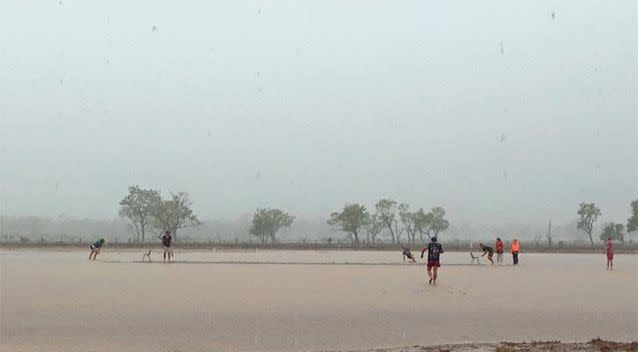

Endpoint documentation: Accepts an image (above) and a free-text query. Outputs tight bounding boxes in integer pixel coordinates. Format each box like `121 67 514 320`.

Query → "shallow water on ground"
1 250 636 351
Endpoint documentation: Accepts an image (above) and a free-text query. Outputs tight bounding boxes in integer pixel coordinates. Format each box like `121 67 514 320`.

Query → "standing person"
479 243 494 265
89 238 105 261
402 247 417 263
605 237 614 271
162 231 174 263
511 239 520 265
420 236 443 285
495 237 505 265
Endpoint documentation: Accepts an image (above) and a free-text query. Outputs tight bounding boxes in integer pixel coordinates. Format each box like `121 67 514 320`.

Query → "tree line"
119 185 636 247
248 198 638 246
328 200 449 245
248 199 449 245
576 200 638 247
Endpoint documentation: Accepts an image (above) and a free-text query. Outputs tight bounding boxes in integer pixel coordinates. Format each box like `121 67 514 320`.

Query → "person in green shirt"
89 238 105 260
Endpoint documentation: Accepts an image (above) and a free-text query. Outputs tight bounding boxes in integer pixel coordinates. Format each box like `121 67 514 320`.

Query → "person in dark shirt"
420 237 443 285
162 231 173 263
89 238 105 261
480 243 494 265
402 247 416 263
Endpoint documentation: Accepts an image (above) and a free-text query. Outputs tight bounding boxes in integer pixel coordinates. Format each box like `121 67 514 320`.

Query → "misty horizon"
1 1 636 228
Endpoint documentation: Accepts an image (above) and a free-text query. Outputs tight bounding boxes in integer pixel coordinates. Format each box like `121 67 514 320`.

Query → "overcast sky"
0 1 636 225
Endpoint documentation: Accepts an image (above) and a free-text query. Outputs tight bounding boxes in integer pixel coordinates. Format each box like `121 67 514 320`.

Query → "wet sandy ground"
340 339 638 352
0 249 636 351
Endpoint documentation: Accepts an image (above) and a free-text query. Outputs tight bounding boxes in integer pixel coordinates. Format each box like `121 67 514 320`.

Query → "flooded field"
1 249 636 351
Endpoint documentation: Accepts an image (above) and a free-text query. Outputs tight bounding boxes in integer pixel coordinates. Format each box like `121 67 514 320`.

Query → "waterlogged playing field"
1 249 636 351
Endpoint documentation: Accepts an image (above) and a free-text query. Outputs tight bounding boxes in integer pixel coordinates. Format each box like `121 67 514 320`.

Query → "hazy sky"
0 1 636 225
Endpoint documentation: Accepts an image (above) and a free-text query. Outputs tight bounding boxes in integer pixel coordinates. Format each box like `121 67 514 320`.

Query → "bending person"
479 243 494 265
402 247 417 263
89 238 105 261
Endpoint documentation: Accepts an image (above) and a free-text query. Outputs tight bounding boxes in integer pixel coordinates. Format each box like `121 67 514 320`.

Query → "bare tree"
545 219 553 247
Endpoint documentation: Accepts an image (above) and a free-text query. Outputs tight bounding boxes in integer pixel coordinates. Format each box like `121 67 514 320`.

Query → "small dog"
470 251 480 264
142 249 152 262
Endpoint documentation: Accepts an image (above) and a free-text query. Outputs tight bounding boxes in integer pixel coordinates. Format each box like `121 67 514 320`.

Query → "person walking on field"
89 238 105 260
162 231 174 263
511 239 520 265
420 236 443 285
479 243 494 265
495 237 505 265
605 237 614 271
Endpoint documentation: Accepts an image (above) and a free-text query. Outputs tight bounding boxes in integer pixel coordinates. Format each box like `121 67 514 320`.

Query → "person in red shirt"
495 237 505 265
606 237 614 271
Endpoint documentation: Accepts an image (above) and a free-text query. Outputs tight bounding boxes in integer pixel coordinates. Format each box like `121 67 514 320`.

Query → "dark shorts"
607 252 614 260
488 252 494 259
90 245 99 251
427 260 440 268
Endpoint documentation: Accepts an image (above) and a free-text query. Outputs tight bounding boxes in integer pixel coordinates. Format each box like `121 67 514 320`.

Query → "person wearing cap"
420 236 444 285
89 238 105 260
495 237 505 265
162 231 174 262
511 239 520 265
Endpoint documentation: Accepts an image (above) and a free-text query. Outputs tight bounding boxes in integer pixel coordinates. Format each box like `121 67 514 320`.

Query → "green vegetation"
328 203 370 245
119 186 200 242
5 194 638 249
627 200 638 235
398 203 417 244
150 192 201 241
364 215 384 244
249 208 295 244
375 199 400 244
599 222 625 244
577 202 601 248
118 186 160 243
328 201 449 245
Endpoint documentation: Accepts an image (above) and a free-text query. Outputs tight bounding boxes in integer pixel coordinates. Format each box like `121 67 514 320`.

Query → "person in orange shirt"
511 239 520 265
495 237 505 265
